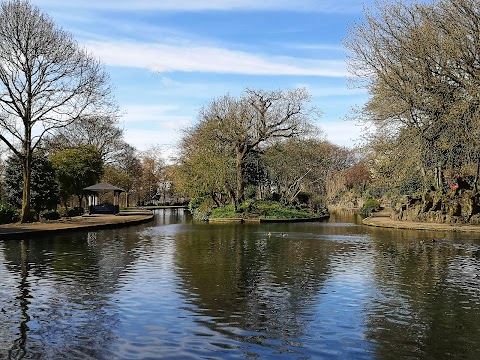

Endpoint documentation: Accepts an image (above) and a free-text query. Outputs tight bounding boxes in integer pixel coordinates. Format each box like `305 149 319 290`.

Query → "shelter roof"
83 182 125 192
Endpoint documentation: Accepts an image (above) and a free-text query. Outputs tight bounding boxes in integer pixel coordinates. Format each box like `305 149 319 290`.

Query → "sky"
31 0 373 157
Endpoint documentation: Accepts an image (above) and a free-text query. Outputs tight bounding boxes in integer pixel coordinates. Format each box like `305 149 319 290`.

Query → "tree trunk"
77 194 83 209
475 159 480 193
435 161 445 191
230 189 238 212
20 154 34 223
235 149 245 207
210 192 220 207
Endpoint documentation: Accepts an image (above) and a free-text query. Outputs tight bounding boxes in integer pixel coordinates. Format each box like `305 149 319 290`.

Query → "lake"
1 209 480 359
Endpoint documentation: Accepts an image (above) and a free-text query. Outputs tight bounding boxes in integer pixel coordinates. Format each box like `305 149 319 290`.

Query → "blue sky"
32 0 373 155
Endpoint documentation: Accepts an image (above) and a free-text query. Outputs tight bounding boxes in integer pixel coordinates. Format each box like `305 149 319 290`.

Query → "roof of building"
83 182 125 192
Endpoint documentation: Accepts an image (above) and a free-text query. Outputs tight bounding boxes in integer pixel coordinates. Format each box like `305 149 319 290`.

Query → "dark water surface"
1 209 480 359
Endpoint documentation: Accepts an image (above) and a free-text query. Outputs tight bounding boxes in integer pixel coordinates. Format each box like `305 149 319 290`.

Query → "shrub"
296 192 311 205
360 198 381 216
66 207 83 217
189 196 217 221
41 210 61 221
0 203 19 224
188 196 205 213
210 205 236 218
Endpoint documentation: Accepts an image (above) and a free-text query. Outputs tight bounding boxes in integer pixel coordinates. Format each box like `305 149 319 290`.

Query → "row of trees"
0 1 179 222
0 0 386 223
0 114 174 220
346 0 480 195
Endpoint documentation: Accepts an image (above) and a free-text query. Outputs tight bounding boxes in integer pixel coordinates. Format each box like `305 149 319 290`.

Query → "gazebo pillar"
114 190 121 214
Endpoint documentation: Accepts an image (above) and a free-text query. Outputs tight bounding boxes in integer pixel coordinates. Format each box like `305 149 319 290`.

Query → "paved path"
0 210 154 239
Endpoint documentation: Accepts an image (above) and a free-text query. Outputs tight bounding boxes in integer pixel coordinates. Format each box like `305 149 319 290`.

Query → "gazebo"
83 182 125 215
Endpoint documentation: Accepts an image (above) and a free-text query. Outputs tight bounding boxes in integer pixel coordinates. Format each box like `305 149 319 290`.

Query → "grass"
209 200 320 220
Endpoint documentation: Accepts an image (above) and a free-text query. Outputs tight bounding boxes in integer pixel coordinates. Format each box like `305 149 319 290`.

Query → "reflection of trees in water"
150 208 189 227
174 223 349 350
328 208 364 225
0 228 143 359
367 234 480 359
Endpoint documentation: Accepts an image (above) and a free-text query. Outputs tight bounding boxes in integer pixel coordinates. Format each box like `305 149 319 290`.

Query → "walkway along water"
363 207 480 232
0 209 154 240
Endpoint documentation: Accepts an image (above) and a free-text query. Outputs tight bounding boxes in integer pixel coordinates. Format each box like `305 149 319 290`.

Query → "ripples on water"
1 209 480 359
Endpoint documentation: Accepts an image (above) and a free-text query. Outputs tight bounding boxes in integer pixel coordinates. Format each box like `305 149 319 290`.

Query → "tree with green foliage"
4 154 58 219
46 114 125 164
190 87 316 208
0 0 115 222
50 145 103 209
176 119 236 208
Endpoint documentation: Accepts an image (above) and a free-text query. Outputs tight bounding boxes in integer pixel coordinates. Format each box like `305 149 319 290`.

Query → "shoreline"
0 210 154 240
208 215 329 223
362 215 480 233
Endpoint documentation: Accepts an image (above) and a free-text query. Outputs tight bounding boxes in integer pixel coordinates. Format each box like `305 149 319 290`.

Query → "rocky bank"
393 186 480 225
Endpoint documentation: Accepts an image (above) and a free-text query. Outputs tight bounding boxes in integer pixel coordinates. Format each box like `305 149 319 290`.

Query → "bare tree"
345 0 480 191
0 0 115 222
200 87 316 206
45 115 124 164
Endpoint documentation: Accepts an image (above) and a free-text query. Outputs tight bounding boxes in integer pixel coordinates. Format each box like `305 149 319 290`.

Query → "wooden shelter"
83 182 125 215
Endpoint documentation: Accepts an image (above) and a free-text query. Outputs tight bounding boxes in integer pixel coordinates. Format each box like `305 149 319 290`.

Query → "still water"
1 209 480 359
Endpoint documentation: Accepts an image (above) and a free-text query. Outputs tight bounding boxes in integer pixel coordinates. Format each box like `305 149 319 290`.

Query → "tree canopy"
4 154 58 218
50 145 103 209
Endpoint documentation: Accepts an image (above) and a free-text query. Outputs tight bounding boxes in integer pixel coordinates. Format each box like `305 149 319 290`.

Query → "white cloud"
121 104 193 129
86 41 348 77
322 120 366 147
34 0 367 13
297 85 367 97
123 129 180 160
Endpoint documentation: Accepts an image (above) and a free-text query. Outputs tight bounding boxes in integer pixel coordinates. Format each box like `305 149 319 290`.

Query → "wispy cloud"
34 0 367 13
86 41 348 77
123 129 180 156
282 43 346 52
122 104 192 127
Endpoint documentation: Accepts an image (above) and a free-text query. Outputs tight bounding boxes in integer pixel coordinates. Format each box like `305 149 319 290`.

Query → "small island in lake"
192 199 329 222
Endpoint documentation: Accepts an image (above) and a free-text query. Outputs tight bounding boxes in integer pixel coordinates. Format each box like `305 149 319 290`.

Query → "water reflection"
0 226 147 359
367 232 480 359
0 209 480 359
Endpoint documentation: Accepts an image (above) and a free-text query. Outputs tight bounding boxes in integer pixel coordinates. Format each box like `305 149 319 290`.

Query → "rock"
470 214 480 225
447 201 461 217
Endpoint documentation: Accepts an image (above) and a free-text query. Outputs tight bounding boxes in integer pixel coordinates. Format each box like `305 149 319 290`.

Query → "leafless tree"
200 87 316 206
345 0 480 191
0 0 116 222
45 115 124 164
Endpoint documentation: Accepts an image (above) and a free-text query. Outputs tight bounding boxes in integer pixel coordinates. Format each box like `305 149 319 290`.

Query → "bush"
66 207 83 217
296 192 311 205
360 198 381 216
209 200 319 220
189 196 217 221
188 196 205 213
0 203 19 224
41 210 61 221
210 204 236 218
